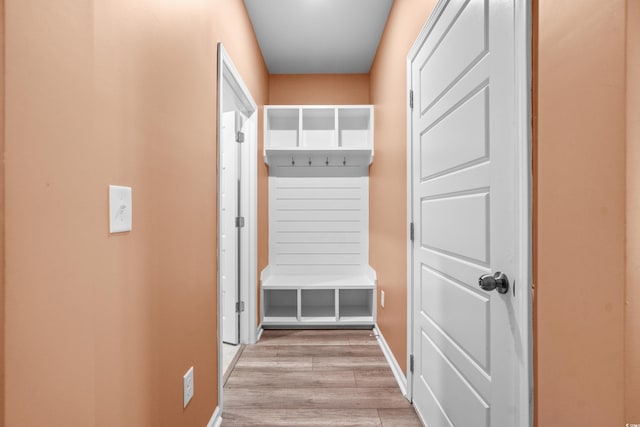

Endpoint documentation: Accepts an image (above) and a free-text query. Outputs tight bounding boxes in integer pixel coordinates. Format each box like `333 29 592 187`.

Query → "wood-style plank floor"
222 329 422 427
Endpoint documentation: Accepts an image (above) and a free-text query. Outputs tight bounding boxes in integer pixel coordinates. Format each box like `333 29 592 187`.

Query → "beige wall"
536 0 626 426
627 0 640 422
3 1 267 426
368 0 437 373
0 0 4 424
269 74 370 104
2 2 636 426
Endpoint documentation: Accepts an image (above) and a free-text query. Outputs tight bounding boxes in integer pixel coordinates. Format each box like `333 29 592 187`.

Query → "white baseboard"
206 406 222 427
256 325 264 342
374 324 408 398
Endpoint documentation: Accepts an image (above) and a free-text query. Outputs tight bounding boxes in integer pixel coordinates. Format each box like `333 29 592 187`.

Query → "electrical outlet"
381 290 385 308
183 367 194 408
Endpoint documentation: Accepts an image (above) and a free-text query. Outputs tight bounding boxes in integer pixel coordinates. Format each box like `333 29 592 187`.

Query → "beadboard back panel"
268 176 369 276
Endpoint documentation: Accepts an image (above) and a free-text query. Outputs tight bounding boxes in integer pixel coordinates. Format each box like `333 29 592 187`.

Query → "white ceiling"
243 0 394 74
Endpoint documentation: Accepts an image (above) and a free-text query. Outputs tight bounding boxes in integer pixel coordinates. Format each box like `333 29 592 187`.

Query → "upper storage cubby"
264 105 374 171
266 107 299 148
302 108 336 148
338 108 371 148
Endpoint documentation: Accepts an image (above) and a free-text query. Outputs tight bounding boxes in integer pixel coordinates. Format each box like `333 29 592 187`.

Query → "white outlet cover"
109 185 132 233
183 366 194 408
381 290 385 308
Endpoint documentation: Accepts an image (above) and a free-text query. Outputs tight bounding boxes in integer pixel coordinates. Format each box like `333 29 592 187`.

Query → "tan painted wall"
269 74 370 105
368 0 438 373
536 0 626 425
2 1 634 426
626 0 640 422
3 1 267 426
0 0 4 425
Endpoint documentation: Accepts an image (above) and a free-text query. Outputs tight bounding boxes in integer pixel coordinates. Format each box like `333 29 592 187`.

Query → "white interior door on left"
221 110 239 345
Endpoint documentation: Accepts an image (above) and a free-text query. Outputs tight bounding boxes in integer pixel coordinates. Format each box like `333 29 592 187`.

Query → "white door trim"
405 0 449 405
217 42 258 414
405 1 533 425
513 1 534 425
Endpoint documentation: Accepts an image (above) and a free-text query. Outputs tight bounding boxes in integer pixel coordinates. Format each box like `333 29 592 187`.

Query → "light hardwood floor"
222 329 422 427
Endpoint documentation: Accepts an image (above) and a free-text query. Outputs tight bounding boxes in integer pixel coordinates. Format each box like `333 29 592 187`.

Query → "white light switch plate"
380 290 385 308
183 367 194 408
109 185 132 233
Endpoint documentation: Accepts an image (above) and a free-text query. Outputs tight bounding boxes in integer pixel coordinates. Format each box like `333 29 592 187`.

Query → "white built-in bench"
261 266 377 326
261 105 376 328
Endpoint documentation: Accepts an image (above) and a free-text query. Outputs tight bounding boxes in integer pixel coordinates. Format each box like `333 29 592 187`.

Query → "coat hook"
291 157 295 166
308 157 312 166
326 157 329 166
343 157 346 166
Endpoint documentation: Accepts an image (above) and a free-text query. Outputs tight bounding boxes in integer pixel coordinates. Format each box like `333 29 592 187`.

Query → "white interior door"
410 0 525 425
221 111 239 345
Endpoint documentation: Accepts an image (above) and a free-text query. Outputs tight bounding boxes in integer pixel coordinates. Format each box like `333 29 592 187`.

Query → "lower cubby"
261 287 375 327
301 289 336 321
339 289 373 320
263 289 298 321
260 267 377 327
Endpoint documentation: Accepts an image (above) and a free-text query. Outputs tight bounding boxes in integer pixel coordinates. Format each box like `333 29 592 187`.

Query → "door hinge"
410 222 415 242
235 301 245 313
410 354 414 373
236 131 245 143
409 89 414 109
235 216 245 228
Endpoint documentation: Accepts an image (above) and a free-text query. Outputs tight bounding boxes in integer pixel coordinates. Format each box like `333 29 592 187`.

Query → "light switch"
183 366 194 408
109 185 132 233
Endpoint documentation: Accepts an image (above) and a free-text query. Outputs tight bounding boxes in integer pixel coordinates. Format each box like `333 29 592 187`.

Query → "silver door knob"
478 272 509 294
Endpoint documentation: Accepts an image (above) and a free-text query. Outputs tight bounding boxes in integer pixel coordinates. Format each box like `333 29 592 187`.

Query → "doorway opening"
217 42 258 412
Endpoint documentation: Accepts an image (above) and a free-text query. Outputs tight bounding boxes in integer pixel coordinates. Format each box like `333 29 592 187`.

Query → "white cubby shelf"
261 266 377 327
261 105 376 328
264 105 374 169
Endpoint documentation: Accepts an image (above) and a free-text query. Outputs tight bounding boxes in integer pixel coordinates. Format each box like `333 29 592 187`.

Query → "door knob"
478 272 509 294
